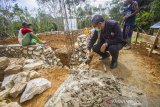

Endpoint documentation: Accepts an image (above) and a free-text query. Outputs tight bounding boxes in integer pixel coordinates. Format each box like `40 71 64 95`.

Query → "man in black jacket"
87 15 126 69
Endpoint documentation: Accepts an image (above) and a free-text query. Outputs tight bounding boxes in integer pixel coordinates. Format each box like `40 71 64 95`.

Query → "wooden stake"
135 27 139 45
148 28 160 57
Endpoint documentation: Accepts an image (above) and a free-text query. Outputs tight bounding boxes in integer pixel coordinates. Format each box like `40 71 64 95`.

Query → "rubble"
45 70 145 107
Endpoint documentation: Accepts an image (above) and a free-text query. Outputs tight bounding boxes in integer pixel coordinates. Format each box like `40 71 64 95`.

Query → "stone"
15 58 25 65
29 71 40 79
78 63 89 70
44 47 53 55
0 88 11 100
33 51 42 56
24 59 35 64
1 74 15 89
28 47 34 51
20 78 51 103
8 102 21 107
0 57 10 70
36 46 43 51
53 61 58 66
9 72 30 98
23 61 43 70
9 83 27 98
0 102 21 107
22 50 27 54
4 65 23 75
64 66 69 70
28 51 33 54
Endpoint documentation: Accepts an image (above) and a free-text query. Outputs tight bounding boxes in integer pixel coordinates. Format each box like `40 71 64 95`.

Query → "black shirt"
88 20 126 50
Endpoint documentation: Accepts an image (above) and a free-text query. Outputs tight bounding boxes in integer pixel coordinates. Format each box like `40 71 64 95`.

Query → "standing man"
86 15 126 69
123 0 139 49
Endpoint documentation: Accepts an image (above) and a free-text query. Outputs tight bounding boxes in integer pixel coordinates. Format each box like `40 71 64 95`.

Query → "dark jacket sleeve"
87 30 98 50
105 22 124 45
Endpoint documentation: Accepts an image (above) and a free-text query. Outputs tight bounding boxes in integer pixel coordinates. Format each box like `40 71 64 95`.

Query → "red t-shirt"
21 28 32 35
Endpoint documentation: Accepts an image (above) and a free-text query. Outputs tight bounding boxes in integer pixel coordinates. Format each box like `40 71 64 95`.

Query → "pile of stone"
70 34 89 65
45 70 146 107
0 57 51 104
0 44 63 67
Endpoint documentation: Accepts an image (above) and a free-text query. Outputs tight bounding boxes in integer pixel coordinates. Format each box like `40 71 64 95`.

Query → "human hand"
100 43 108 53
86 49 91 58
123 15 129 21
85 49 93 64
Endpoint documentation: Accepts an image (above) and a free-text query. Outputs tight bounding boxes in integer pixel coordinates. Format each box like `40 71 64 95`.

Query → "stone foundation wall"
70 34 90 66
0 44 63 67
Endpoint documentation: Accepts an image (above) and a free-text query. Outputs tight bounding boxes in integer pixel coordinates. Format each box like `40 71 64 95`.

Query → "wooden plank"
134 32 160 46
148 29 160 57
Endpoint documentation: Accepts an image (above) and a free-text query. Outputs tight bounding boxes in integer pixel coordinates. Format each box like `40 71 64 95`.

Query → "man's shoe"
124 45 131 50
99 53 110 60
110 61 118 69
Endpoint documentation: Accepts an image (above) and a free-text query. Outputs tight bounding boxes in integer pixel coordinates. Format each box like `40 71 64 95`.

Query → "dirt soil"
38 34 77 50
0 37 18 45
89 44 160 107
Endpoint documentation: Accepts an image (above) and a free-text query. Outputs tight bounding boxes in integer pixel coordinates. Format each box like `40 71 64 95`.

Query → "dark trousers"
92 42 123 62
123 25 134 46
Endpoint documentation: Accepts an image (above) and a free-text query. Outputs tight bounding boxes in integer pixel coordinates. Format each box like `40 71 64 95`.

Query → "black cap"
91 15 104 24
22 22 31 27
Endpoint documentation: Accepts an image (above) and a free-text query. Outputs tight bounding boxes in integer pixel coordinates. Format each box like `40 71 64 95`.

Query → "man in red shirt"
18 22 45 46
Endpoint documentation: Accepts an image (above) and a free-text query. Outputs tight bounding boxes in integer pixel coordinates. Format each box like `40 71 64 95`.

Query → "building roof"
150 21 160 29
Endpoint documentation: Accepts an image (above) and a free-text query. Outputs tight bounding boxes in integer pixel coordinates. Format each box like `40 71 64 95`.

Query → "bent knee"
108 46 118 53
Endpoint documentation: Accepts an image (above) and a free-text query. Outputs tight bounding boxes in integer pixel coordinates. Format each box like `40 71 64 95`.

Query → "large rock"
0 57 10 80
20 78 51 103
23 61 43 70
9 72 30 98
4 65 23 75
0 57 10 70
1 74 16 89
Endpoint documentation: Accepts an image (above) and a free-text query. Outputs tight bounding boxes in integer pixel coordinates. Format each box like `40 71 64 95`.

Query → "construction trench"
0 30 160 107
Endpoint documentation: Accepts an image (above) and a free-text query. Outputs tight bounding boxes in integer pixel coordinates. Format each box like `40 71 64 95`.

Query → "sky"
15 0 111 10
15 0 38 10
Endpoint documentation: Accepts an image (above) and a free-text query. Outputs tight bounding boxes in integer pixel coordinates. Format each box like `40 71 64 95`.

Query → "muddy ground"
1 34 160 107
